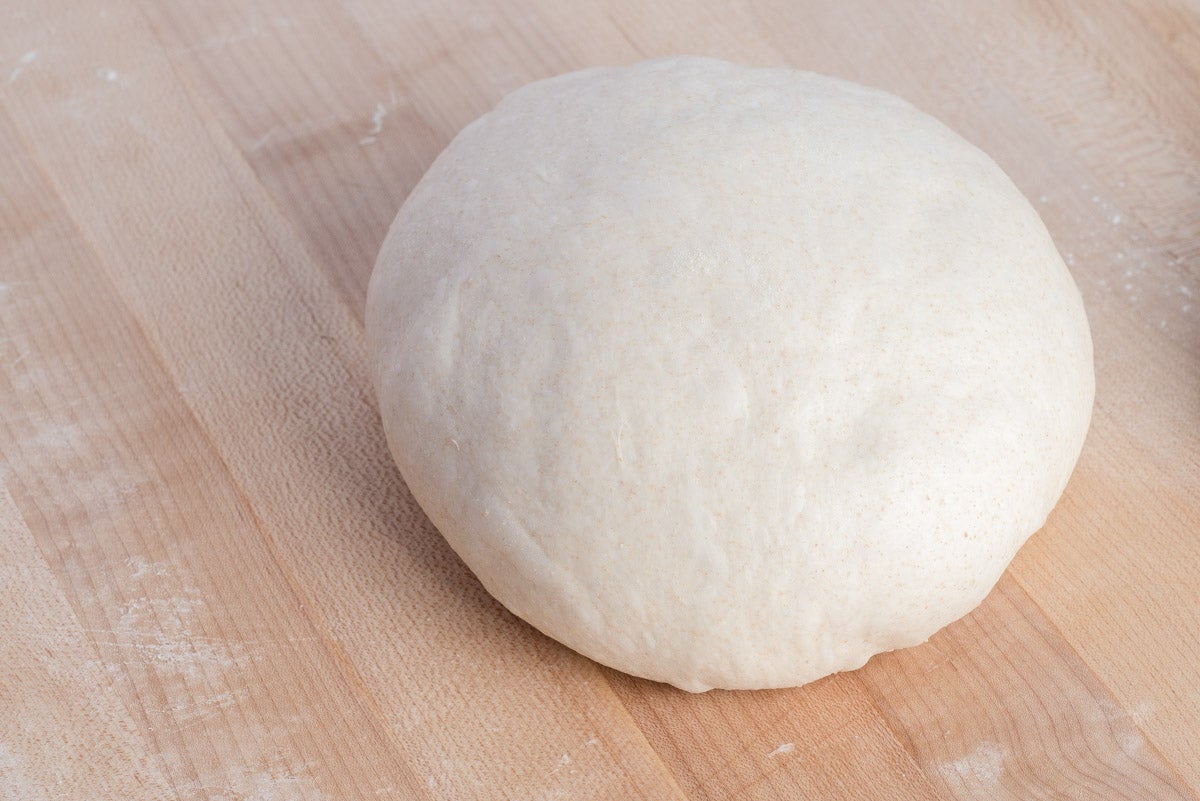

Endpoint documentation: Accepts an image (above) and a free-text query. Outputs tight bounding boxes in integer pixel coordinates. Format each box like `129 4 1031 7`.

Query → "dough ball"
366 57 1094 691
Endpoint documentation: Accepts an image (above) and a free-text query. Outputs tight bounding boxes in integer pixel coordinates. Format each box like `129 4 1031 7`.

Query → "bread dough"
366 57 1094 691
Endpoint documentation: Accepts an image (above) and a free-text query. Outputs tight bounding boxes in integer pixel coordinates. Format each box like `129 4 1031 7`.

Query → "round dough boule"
366 57 1094 692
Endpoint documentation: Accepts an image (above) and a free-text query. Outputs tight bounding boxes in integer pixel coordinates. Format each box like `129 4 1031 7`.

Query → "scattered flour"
1118 730 1144 756
1129 701 1156 725
360 102 388 146
115 589 243 681
210 768 331 801
125 556 168 581
937 741 1006 790
7 49 37 84
1090 700 1154 757
767 742 795 758
168 688 247 726
170 17 298 55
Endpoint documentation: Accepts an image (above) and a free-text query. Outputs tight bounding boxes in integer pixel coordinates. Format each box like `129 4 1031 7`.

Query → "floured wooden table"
1 1 1197 798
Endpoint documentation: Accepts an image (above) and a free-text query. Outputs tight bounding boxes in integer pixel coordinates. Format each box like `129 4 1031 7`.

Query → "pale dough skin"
366 57 1094 691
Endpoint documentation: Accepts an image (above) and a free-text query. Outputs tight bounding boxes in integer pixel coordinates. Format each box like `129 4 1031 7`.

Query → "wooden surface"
1 0 1198 798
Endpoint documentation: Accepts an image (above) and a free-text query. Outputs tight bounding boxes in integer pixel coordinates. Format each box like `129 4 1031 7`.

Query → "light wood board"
1 1 1198 798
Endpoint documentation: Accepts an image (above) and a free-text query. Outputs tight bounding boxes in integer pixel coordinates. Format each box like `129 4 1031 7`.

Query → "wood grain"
0 483 176 801
2 0 1198 798
0 101 428 800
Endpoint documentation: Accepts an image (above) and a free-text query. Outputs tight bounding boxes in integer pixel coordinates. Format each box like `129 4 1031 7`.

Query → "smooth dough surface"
366 57 1094 692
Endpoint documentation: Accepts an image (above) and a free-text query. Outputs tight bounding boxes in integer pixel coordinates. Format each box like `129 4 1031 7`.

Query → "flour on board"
360 102 388 146
937 742 1006 789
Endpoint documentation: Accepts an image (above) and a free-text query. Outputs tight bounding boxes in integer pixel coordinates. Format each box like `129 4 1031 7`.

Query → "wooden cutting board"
2 1 1197 798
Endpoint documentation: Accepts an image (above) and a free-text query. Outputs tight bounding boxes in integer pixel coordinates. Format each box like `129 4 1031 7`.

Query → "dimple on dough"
366 56 1095 692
